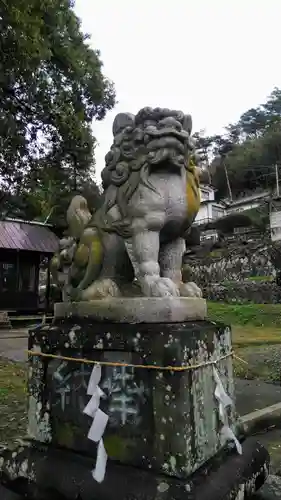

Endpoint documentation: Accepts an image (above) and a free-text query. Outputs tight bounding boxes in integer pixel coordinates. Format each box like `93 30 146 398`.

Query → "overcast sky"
74 0 281 182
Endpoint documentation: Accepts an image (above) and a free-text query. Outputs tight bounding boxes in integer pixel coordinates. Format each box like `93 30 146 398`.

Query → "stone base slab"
0 437 269 500
54 297 207 323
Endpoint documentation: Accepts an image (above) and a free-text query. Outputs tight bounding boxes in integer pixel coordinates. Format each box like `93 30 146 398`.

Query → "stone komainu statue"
51 107 202 300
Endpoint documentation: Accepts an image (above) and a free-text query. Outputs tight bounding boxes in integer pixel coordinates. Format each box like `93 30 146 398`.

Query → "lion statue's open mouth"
102 107 194 190
143 115 192 170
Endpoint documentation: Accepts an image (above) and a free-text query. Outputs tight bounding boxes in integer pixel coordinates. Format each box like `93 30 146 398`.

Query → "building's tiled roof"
0 220 59 253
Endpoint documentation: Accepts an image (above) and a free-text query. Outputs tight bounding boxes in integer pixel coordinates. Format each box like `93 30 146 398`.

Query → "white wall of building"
200 186 215 202
194 186 270 241
195 183 225 224
195 204 211 223
195 185 216 223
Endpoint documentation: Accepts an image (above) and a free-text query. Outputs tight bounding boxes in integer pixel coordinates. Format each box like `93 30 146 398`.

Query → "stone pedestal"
0 300 270 499
28 316 236 477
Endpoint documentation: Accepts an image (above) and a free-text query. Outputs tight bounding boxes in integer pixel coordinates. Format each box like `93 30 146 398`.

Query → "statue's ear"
112 112 135 136
183 114 192 135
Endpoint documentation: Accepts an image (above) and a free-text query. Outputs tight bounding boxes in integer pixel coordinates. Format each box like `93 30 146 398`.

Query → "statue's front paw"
179 281 202 298
140 276 180 297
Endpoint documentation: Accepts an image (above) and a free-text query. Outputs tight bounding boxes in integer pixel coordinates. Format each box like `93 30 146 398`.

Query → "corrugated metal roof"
0 221 59 253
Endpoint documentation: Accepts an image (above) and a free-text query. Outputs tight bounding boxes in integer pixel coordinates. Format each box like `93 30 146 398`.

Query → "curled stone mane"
94 107 195 238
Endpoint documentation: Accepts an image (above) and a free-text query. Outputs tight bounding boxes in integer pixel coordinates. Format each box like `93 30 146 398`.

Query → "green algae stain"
54 422 75 448
104 434 133 461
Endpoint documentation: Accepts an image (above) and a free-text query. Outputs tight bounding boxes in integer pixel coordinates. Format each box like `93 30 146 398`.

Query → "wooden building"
0 219 59 312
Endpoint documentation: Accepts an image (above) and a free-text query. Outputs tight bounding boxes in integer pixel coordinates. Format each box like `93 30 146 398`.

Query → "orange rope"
26 349 245 371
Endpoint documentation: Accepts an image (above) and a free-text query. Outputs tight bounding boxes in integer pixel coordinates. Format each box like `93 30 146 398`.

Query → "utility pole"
223 159 233 202
275 163 280 197
206 157 212 185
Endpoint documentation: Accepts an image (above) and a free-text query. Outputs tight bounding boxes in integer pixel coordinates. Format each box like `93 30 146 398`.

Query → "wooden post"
276 164 280 197
46 256 51 312
16 250 20 292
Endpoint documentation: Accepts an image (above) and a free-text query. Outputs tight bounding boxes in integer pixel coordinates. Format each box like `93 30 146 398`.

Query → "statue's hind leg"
80 233 133 300
98 233 134 288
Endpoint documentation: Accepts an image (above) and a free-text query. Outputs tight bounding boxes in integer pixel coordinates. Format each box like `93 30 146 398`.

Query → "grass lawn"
0 359 27 445
232 325 281 346
208 302 281 382
208 302 281 328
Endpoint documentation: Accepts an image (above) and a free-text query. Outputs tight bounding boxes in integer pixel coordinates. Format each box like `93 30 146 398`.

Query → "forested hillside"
194 88 281 200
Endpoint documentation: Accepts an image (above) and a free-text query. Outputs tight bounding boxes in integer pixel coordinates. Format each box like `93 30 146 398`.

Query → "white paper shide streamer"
213 366 242 455
84 364 108 483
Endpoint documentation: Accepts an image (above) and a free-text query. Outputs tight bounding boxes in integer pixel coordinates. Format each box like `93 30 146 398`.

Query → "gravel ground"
235 379 281 415
0 336 28 363
255 475 281 499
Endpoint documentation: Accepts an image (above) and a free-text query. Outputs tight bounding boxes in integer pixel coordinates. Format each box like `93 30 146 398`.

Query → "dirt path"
0 335 28 362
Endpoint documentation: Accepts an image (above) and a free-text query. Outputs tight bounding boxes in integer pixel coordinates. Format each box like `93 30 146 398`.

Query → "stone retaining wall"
185 237 281 303
204 281 281 304
190 243 275 286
